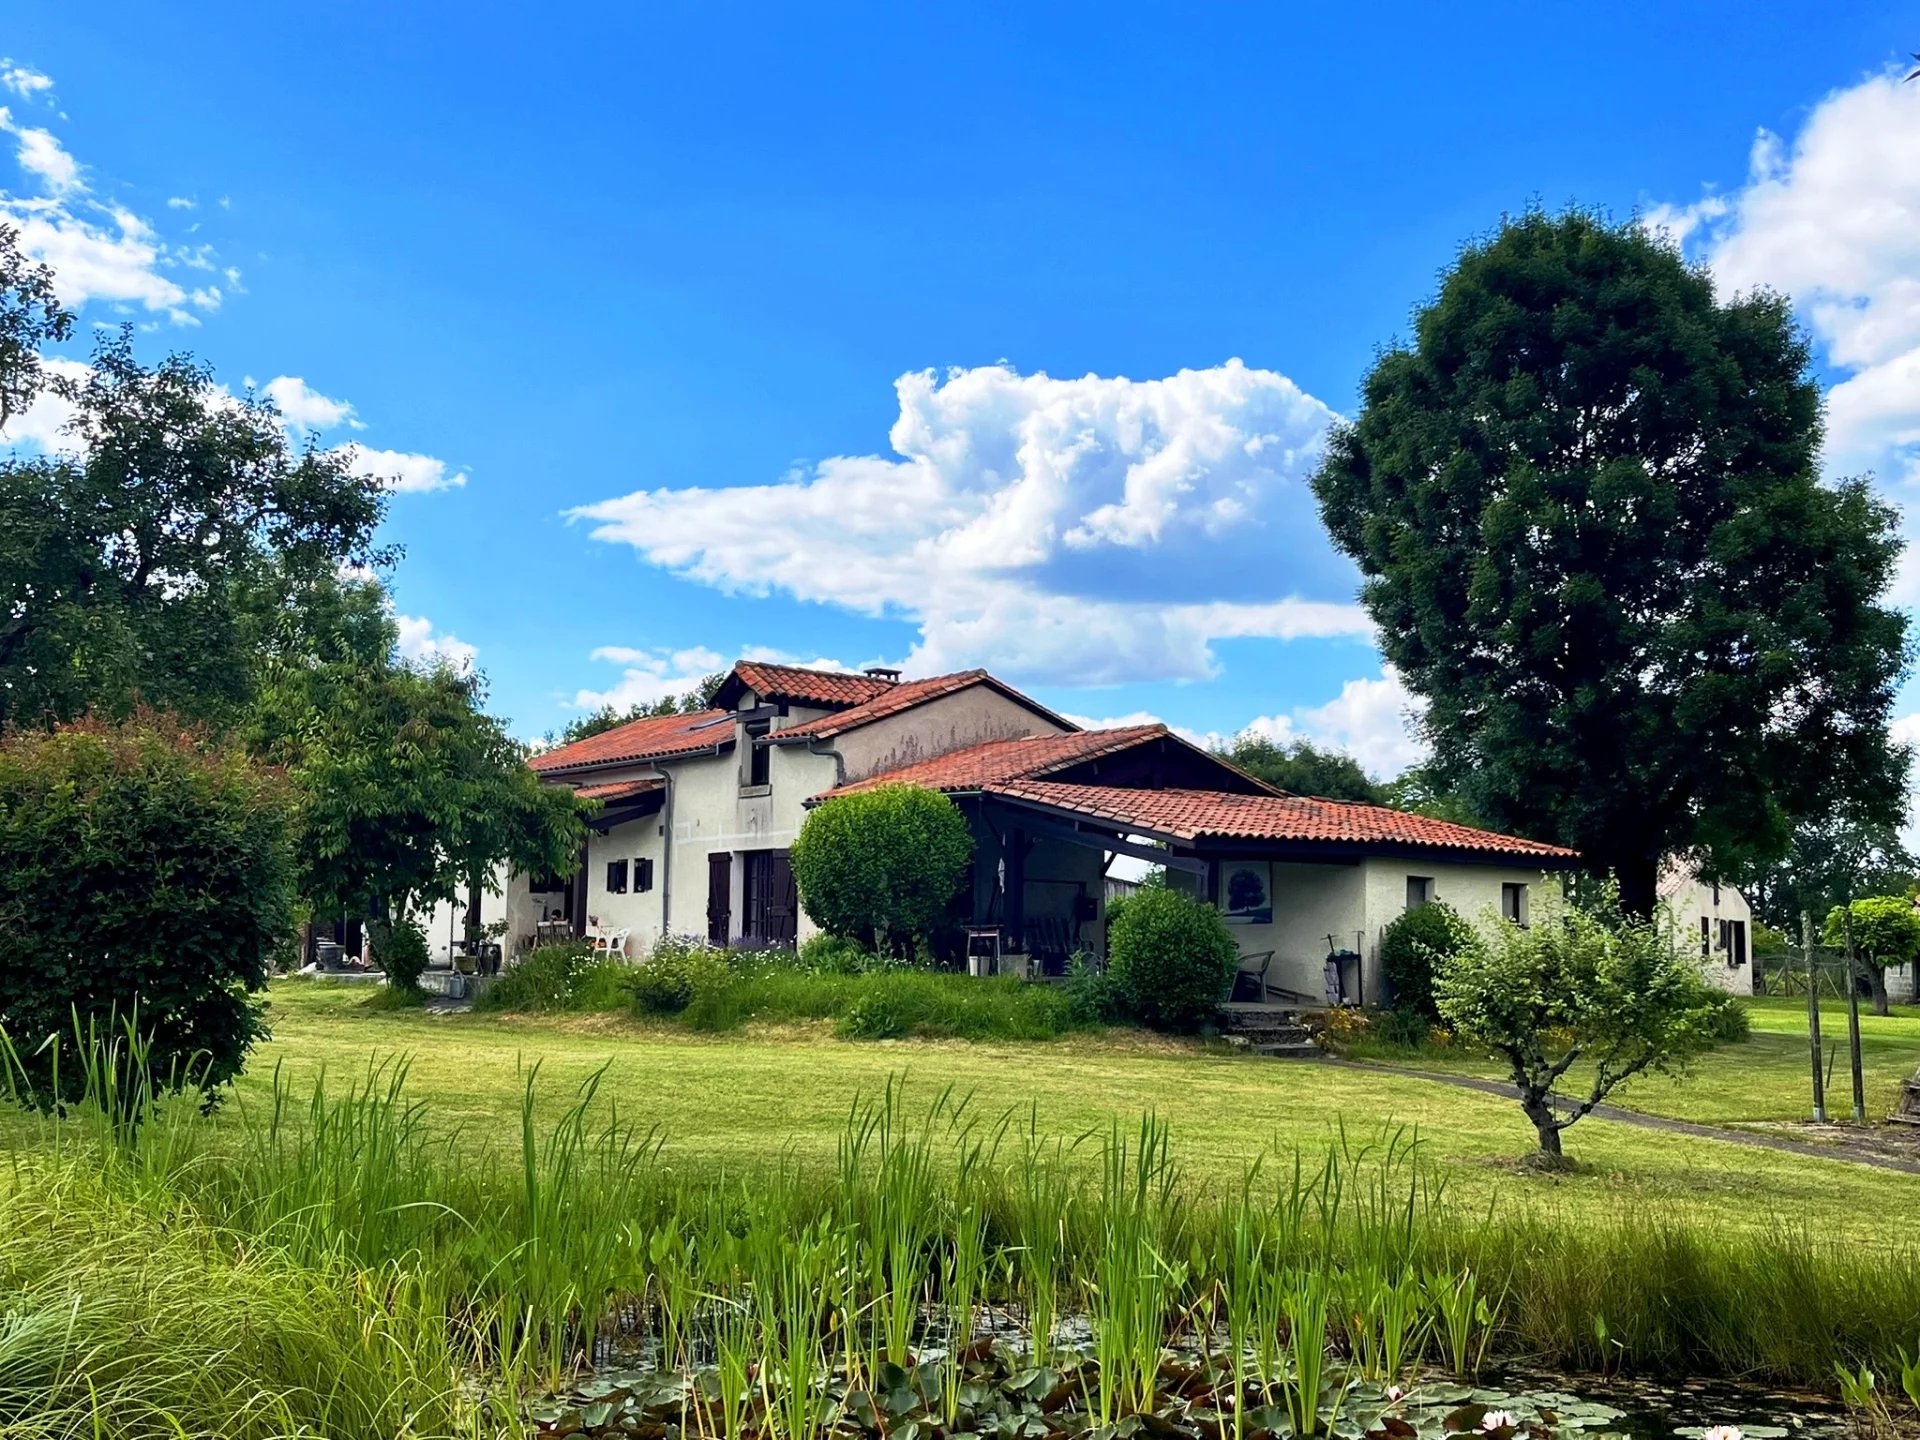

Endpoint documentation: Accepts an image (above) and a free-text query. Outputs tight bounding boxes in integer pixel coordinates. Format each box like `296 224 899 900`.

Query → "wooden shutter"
706 852 731 946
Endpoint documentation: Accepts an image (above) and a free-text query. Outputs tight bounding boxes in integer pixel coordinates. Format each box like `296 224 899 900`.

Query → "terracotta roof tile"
529 709 735 775
990 781 1579 861
731 661 894 708
771 669 1078 742
818 725 1171 797
572 777 666 802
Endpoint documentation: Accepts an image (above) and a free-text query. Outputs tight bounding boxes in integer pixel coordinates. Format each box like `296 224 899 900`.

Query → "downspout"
806 735 846 788
639 761 674 934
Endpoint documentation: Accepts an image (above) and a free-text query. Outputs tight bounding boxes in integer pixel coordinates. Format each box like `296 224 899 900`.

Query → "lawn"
1344 994 1920 1127
205 979 1920 1245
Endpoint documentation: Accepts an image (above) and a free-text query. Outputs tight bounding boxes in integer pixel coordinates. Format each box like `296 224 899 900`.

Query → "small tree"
0 716 295 1109
1822 895 1920 1017
1106 885 1239 1032
790 785 973 953
1378 899 1476 1021
1434 889 1718 1164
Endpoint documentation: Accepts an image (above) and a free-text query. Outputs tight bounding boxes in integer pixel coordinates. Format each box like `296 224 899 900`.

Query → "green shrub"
790 784 973 950
1065 951 1125 1025
1105 885 1238 1032
373 917 430 993
474 942 595 1013
0 716 295 1109
1379 900 1476 1021
631 941 737 1015
796 933 905 974
1700 989 1752 1043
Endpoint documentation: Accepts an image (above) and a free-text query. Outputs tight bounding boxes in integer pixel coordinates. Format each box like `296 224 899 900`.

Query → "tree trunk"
1614 853 1661 921
1867 964 1891 1018
1521 1094 1564 1157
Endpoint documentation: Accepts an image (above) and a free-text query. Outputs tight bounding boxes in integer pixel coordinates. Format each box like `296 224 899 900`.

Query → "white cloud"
572 361 1368 686
165 195 195 210
1201 667 1427 782
0 88 226 324
0 62 53 101
394 614 477 673
0 109 80 193
338 441 468 494
263 375 359 431
0 355 87 451
1651 67 1920 597
573 644 728 712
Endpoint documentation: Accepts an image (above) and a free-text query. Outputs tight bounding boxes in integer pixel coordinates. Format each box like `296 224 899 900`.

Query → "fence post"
1843 904 1866 1124
1802 911 1826 1124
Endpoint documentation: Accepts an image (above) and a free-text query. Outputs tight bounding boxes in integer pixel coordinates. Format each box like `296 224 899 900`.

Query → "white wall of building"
1657 866 1755 997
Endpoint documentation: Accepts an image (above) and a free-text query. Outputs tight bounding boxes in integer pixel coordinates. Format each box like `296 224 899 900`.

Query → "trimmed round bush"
1379 899 1476 1021
789 784 973 950
374 917 430 993
0 716 295 1109
1105 886 1238 1032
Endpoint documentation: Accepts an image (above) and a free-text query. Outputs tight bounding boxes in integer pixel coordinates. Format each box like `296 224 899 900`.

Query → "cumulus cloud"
0 82 225 324
0 62 53 100
1649 67 1920 596
262 375 359 431
338 441 469 494
572 361 1368 686
0 355 87 451
573 644 728 712
394 614 477 673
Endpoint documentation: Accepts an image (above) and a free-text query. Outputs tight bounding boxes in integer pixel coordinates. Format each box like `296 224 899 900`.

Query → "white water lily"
1479 1411 1519 1433
1702 1429 1743 1440
1384 1384 1405 1403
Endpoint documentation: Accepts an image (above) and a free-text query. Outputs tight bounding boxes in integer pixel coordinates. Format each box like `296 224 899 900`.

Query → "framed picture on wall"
1222 861 1273 924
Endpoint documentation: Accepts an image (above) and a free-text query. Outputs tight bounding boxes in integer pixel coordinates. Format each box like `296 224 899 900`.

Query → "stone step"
1249 1040 1324 1060
1226 1025 1312 1048
1219 1004 1301 1031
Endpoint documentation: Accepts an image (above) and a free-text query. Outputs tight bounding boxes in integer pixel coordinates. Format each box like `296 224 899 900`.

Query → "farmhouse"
444 659 1586 1007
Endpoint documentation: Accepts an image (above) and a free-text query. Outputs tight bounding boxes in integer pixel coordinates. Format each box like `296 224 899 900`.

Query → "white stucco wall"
581 817 667 955
1216 862 1368 1004
1658 865 1755 997
413 865 511 966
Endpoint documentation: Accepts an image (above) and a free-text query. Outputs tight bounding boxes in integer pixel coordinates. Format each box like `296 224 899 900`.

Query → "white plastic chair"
590 928 631 960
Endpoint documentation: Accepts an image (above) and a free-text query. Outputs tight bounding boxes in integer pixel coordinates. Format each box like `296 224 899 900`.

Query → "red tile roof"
572 777 666 802
529 709 735 775
991 781 1579 861
731 661 895 709
819 725 1172 797
771 669 1078 742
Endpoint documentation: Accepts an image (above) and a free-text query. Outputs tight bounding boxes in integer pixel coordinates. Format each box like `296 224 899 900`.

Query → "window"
605 859 628 895
635 857 654 893
744 720 771 788
1699 916 1710 957
1405 876 1434 909
1500 882 1528 925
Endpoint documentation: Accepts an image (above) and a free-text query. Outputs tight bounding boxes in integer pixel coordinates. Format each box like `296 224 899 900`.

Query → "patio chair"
589 928 631 960
1232 950 1277 1002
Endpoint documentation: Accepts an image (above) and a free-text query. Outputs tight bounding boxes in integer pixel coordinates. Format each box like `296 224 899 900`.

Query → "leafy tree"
1215 734 1382 803
1105 885 1239 1032
553 674 727 746
0 716 295 1109
1732 811 1914 935
1822 894 1920 1017
1378 899 1476 1021
1434 888 1719 1162
1311 209 1910 916
0 326 392 729
250 616 588 990
0 221 73 431
1378 765 1486 827
790 785 973 952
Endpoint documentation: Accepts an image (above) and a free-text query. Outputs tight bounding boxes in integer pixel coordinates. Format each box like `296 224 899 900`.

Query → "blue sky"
6 2 1920 769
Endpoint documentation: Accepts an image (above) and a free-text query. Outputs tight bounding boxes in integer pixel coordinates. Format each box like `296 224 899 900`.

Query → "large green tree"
0 325 392 730
1214 734 1382 803
1822 894 1920 1017
249 579 588 989
1312 209 1909 915
551 674 726 746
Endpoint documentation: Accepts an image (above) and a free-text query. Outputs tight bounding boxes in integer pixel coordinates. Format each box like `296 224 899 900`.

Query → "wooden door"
706 851 732 946
763 851 797 947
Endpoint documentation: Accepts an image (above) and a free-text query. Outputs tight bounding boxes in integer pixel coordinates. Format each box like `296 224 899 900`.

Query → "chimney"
864 666 902 683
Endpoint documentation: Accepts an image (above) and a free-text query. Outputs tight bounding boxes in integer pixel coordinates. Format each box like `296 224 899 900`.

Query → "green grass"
1341 995 1920 1128
120 979 1917 1244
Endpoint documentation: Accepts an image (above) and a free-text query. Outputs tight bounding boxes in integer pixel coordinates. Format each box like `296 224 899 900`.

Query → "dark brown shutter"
707 852 732 946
